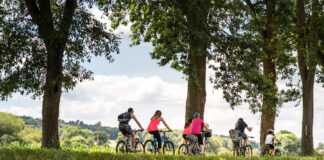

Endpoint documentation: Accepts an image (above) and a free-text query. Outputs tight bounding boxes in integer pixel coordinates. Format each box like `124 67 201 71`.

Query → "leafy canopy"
0 0 120 100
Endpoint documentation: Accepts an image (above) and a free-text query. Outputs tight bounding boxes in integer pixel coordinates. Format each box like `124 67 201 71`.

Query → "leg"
242 132 248 146
152 131 161 154
131 132 135 150
196 134 204 154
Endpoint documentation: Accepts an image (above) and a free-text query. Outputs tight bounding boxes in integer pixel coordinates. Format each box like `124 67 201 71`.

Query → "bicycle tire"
275 149 281 156
244 145 253 157
116 140 127 153
204 141 215 155
163 141 175 155
135 142 144 153
144 140 156 154
178 144 188 155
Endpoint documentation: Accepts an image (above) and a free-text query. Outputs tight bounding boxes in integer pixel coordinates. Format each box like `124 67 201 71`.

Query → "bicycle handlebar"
133 129 143 133
158 130 172 133
248 136 254 139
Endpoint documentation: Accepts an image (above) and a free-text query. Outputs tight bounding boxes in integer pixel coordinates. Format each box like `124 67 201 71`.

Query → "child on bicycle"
182 119 192 144
191 112 211 155
265 129 281 155
147 110 172 154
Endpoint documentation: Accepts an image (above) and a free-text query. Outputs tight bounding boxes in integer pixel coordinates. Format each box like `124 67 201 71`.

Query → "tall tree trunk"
259 0 277 154
296 0 318 155
301 80 315 156
183 0 210 121
42 47 64 148
185 55 207 120
260 50 277 154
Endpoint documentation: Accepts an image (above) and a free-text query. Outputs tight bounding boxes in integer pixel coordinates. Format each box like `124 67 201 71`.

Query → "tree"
276 130 301 156
210 0 297 153
295 0 323 156
20 127 42 145
0 0 119 148
110 0 229 120
0 112 25 136
61 126 95 147
0 112 25 144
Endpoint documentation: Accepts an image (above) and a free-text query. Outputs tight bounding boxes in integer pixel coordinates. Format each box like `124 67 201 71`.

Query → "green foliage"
0 0 120 100
19 127 42 145
275 130 301 156
0 112 25 144
61 126 95 147
315 143 324 156
210 0 299 112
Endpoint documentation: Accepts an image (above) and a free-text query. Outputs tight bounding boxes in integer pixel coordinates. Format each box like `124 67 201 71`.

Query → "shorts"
194 134 203 145
266 144 274 149
241 132 247 140
119 124 132 136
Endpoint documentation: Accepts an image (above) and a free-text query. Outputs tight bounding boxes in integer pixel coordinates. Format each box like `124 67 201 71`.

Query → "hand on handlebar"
168 129 172 132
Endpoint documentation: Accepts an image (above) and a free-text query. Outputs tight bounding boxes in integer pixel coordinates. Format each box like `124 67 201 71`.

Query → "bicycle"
116 129 144 153
263 143 281 156
178 130 215 155
144 130 175 155
229 129 253 157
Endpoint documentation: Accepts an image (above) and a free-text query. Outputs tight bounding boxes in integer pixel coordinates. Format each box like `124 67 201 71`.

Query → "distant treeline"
20 116 120 140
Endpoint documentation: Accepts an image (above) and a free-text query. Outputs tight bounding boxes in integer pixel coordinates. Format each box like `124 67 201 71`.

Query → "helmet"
267 129 274 134
194 112 200 118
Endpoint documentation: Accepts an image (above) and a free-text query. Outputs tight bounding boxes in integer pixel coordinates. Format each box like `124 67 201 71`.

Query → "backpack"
118 112 131 122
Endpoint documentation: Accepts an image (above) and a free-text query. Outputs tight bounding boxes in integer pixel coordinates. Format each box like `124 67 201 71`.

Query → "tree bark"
183 0 210 121
296 0 318 156
42 47 64 148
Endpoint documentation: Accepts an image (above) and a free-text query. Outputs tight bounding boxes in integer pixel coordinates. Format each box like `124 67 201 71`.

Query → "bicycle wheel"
244 145 253 157
275 149 281 156
135 142 144 153
163 141 175 155
178 144 188 155
116 140 127 153
204 141 215 155
144 140 156 155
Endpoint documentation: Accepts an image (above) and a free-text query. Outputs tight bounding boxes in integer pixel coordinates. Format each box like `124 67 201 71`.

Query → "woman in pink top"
191 112 211 154
147 110 172 154
182 119 192 143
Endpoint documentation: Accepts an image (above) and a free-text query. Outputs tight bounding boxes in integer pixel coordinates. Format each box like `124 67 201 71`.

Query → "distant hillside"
20 116 120 140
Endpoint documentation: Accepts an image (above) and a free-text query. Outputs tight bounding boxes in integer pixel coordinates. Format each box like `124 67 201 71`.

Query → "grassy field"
0 147 323 160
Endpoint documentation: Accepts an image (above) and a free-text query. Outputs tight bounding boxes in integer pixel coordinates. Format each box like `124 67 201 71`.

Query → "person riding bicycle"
118 107 144 151
191 112 211 155
182 119 192 144
147 110 172 154
234 118 252 148
265 129 281 155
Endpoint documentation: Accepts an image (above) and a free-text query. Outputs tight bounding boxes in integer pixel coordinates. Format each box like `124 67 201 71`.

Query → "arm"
274 137 281 144
246 126 252 132
160 117 172 131
131 113 144 130
203 123 211 132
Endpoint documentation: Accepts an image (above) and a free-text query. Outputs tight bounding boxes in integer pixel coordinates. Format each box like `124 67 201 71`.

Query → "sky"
0 7 324 147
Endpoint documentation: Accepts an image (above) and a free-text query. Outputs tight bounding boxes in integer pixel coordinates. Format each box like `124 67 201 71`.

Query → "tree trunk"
297 0 318 155
183 0 210 121
301 80 315 156
42 47 64 148
260 50 277 154
185 55 207 120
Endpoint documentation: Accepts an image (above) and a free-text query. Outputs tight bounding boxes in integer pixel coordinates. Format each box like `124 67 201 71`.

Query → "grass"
0 144 323 160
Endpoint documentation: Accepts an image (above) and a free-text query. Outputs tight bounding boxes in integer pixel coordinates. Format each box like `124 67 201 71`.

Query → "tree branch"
244 0 263 36
24 0 40 25
58 0 77 43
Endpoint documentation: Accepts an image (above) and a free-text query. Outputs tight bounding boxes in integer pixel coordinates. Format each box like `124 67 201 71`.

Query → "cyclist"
191 112 211 155
147 110 172 154
182 119 192 144
118 108 144 151
265 129 281 155
234 118 252 147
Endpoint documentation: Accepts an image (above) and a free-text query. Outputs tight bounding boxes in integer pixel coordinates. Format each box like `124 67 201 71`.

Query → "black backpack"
118 112 130 122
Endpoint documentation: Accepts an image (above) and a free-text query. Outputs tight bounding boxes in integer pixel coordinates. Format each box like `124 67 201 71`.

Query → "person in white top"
265 129 281 155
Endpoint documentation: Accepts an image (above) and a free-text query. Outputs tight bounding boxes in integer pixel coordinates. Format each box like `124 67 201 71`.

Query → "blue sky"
0 7 324 147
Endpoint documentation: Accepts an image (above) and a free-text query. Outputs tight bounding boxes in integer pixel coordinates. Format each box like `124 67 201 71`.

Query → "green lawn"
0 147 323 160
